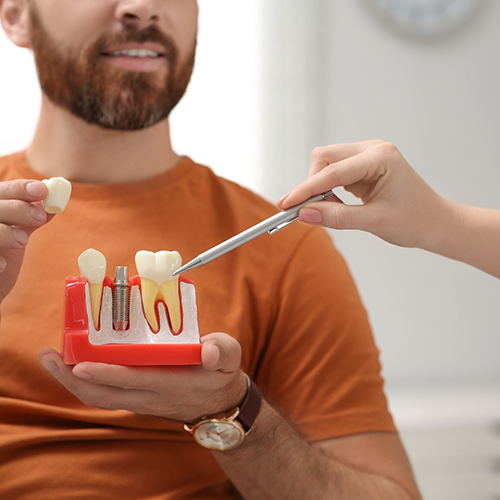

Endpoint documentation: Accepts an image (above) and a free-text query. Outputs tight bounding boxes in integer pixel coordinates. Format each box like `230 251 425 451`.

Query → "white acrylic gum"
42 177 72 214
86 281 200 345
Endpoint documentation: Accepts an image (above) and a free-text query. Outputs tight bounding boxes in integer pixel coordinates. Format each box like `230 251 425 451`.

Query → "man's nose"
115 0 160 30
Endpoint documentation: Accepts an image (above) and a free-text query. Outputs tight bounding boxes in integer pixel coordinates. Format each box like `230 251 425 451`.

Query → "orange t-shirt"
0 152 395 499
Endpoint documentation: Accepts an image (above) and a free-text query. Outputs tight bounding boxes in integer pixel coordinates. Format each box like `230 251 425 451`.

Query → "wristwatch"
184 375 262 451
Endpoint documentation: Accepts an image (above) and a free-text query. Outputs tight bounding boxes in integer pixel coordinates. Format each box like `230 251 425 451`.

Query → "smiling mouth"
102 49 164 58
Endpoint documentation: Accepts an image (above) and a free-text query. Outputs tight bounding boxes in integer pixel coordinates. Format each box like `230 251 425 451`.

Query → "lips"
104 48 162 58
100 41 168 71
102 42 166 59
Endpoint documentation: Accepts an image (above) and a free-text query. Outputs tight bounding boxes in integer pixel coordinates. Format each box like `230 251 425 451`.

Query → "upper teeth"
107 49 160 58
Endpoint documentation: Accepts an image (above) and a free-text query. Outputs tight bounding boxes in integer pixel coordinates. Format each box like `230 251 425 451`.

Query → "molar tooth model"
62 249 202 366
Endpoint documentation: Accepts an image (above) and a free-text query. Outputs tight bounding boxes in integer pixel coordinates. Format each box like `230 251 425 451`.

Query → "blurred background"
1 0 499 497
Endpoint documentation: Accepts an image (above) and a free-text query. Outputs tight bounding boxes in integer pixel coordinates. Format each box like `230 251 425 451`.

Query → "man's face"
28 0 198 130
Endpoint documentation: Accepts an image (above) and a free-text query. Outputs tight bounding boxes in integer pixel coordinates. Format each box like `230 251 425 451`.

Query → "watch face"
193 420 245 451
363 0 484 39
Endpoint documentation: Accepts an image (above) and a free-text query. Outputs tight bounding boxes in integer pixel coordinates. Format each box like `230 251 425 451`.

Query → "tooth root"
139 278 182 333
160 279 181 333
89 283 103 329
140 278 161 332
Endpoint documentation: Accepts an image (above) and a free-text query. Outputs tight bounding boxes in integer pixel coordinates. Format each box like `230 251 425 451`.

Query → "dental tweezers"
172 190 335 276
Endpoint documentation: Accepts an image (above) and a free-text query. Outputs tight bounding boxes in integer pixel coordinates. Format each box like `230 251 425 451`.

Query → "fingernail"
30 205 47 222
300 208 323 223
26 181 46 198
42 361 60 378
12 228 28 245
276 192 290 206
73 370 93 380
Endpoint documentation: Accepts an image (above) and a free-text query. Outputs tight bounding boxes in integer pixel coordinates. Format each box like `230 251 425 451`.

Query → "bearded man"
0 1 421 499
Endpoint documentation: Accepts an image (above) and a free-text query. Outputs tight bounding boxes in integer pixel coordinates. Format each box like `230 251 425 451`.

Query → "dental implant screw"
113 266 131 331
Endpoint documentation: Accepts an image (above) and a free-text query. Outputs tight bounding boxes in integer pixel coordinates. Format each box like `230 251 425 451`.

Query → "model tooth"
135 250 182 333
42 177 72 214
78 249 107 329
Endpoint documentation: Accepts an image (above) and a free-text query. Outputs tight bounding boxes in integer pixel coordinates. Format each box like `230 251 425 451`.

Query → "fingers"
308 140 385 177
278 142 391 209
0 179 47 202
0 180 49 245
0 181 53 253
0 201 47 227
39 334 246 421
0 210 48 250
201 332 242 373
41 333 242 391
39 349 157 413
0 180 48 226
39 348 102 399
0 224 28 250
298 201 373 232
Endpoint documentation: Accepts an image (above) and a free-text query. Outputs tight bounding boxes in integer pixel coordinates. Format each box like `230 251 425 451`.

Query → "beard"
28 5 196 130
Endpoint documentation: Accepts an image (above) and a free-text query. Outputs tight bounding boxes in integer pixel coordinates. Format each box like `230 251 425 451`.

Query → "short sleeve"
255 227 396 441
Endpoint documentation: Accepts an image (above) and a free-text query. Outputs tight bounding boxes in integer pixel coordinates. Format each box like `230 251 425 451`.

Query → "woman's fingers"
299 201 376 232
278 142 391 209
308 139 386 177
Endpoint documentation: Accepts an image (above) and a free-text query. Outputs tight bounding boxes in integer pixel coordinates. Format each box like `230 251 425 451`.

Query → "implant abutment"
113 266 131 331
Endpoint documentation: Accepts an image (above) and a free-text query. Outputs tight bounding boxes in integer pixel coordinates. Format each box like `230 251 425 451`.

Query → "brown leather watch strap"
236 375 262 433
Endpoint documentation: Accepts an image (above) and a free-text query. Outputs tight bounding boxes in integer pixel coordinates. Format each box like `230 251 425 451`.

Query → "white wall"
170 0 263 192
258 0 500 392
258 4 500 495
322 0 500 391
0 31 40 155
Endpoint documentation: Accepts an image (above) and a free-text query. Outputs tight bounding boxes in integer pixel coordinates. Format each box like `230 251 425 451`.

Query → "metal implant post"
113 266 131 331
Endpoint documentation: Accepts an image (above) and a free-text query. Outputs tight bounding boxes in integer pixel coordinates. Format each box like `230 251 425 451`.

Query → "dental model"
42 177 72 214
62 248 201 366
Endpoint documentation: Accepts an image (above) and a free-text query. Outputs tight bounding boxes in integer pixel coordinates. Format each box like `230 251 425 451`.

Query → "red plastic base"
62 332 202 366
62 276 202 366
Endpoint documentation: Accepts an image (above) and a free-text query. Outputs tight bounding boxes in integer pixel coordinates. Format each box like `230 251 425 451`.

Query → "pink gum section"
62 276 202 366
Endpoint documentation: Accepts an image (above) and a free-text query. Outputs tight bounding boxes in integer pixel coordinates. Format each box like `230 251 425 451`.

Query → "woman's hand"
277 140 448 250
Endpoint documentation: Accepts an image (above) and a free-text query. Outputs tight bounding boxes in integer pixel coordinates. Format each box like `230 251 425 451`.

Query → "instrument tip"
172 256 203 276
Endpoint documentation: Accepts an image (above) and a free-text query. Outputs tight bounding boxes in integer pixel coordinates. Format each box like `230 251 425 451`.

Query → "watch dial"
194 421 245 451
363 0 484 38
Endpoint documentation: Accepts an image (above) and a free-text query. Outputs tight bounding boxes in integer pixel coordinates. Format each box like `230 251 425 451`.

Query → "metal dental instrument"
172 189 336 276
